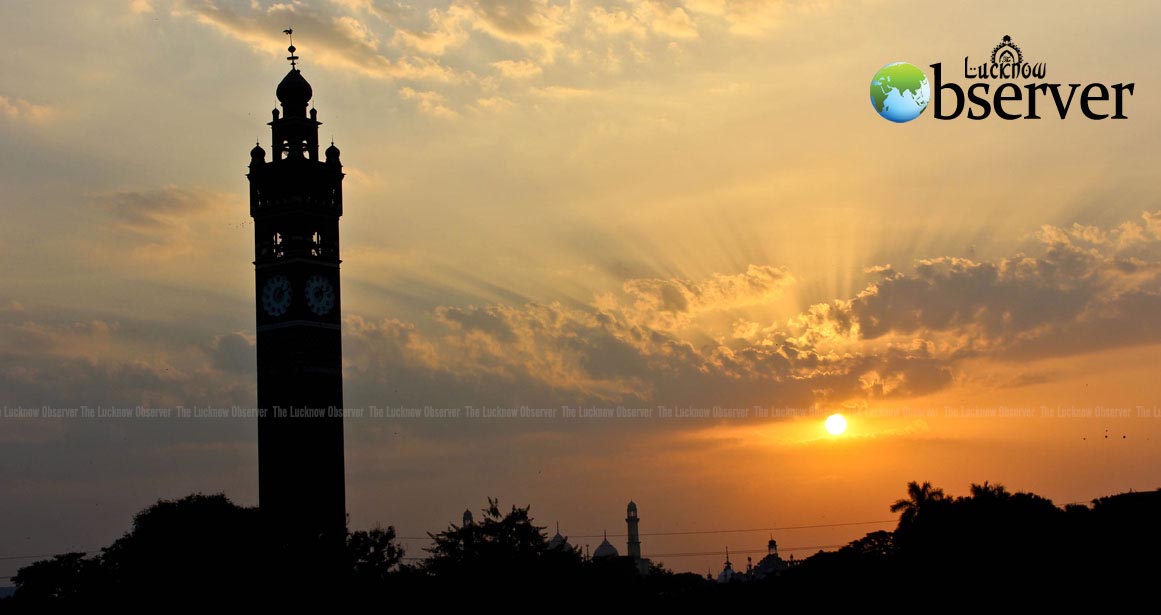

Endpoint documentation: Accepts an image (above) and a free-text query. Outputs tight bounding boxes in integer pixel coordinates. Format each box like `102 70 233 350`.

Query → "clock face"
261 275 292 316
304 274 336 315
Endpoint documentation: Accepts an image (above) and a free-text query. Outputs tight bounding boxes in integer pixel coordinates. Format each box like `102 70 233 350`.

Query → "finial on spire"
283 28 298 68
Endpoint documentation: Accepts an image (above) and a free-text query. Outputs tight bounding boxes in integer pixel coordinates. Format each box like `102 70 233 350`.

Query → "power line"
645 544 847 558
407 544 854 560
394 518 896 541
394 543 844 562
572 519 896 539
0 520 896 565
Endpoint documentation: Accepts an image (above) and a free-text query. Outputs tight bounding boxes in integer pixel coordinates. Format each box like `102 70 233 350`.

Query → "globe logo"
870 62 930 123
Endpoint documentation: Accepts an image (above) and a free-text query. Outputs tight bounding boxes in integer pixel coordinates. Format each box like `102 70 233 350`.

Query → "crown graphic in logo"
991 35 1023 65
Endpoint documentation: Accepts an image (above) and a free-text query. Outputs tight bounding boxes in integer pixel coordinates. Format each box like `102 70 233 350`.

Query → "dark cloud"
206 331 255 376
94 186 214 234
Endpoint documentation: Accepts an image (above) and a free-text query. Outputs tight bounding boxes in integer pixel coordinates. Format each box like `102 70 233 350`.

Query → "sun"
824 413 847 436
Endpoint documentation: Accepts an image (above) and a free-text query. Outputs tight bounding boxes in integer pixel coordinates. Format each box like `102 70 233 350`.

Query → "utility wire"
395 518 896 541
0 519 896 564
393 542 844 562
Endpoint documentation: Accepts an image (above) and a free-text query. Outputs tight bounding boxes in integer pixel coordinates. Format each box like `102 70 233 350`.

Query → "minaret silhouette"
626 500 641 559
248 36 346 564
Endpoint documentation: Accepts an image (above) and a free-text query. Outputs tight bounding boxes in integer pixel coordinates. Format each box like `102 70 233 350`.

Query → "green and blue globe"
870 62 930 123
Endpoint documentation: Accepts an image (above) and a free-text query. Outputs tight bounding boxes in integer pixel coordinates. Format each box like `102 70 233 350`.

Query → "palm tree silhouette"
969 481 1010 500
890 481 946 529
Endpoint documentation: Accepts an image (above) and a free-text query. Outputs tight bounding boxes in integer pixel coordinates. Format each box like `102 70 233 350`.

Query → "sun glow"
824 414 847 436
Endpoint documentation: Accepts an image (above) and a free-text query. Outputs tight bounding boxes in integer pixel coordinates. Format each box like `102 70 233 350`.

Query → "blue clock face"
304 274 335 315
262 275 292 316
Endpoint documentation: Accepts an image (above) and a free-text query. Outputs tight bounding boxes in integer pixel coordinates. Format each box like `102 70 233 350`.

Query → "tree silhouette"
889 480 946 529
9 553 104 607
5 493 407 607
11 483 1161 608
968 480 1010 500
348 524 405 584
424 497 561 579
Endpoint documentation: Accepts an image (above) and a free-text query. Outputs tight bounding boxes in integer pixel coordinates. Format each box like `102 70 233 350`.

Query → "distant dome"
627 501 637 514
716 549 735 583
716 563 735 584
592 537 619 559
547 532 572 552
325 142 341 162
276 68 313 112
250 143 265 160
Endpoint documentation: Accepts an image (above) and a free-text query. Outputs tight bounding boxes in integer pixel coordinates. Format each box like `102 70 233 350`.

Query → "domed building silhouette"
592 532 619 559
587 501 653 575
715 547 736 583
713 536 797 583
546 522 573 552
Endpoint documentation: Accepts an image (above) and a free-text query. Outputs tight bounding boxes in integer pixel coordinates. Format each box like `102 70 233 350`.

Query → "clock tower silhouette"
247 40 346 557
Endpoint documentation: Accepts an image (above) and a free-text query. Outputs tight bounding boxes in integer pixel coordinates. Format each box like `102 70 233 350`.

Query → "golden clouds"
589 2 698 40
611 263 793 331
391 4 472 55
171 0 832 119
0 95 53 123
179 0 460 81
330 212 1161 410
491 59 543 79
92 186 239 260
399 86 460 118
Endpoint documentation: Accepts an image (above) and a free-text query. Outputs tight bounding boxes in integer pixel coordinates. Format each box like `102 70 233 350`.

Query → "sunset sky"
3 0 1161 576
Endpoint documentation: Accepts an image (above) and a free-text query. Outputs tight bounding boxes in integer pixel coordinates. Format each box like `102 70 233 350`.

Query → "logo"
873 35 1134 122
870 62 930 123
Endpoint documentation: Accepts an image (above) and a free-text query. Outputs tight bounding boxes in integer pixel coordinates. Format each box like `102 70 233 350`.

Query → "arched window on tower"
272 232 285 258
311 231 322 256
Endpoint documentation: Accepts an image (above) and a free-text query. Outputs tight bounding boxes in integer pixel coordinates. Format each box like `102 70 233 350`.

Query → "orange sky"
2 0 1161 576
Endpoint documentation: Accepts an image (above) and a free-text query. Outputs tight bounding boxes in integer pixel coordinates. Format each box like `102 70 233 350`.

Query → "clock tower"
247 40 346 555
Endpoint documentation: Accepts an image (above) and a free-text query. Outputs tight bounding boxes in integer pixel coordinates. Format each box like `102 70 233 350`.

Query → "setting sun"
825 414 848 436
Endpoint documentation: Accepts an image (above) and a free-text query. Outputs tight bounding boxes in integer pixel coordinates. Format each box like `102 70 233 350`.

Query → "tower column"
248 37 347 573
626 501 641 560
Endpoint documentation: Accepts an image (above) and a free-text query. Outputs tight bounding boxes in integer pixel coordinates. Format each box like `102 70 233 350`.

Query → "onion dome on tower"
325 141 341 164
250 142 266 165
275 43 312 118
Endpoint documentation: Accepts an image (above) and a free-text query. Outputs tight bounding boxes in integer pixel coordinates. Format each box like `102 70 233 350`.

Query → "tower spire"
283 28 298 68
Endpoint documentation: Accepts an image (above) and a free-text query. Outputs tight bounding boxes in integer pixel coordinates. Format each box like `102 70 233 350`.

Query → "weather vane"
283 28 298 68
